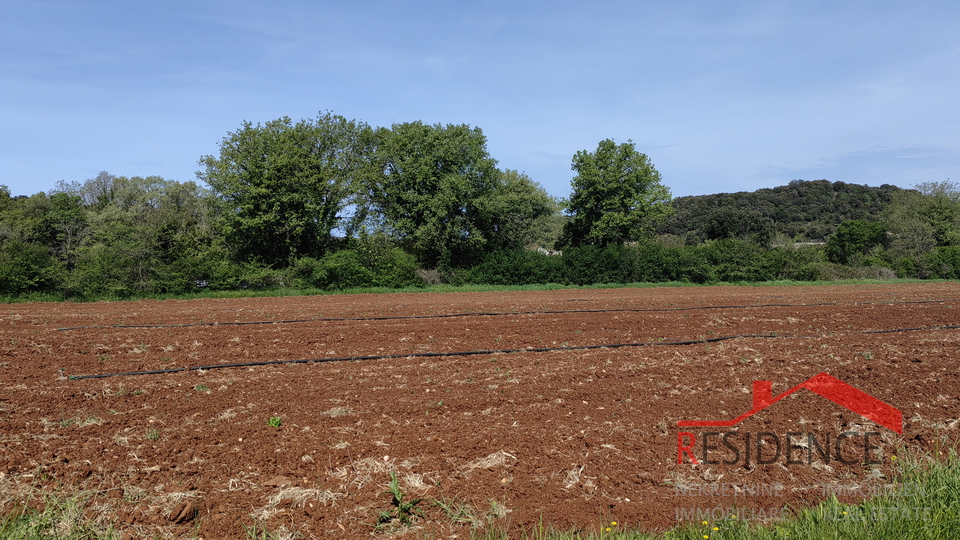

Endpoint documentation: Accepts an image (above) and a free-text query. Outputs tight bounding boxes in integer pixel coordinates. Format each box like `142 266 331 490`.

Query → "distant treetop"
658 179 904 242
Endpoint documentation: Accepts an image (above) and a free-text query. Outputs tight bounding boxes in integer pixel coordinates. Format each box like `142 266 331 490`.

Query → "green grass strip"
1 278 946 304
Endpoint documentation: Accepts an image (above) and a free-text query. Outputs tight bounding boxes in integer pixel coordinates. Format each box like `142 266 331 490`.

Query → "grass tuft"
0 493 117 539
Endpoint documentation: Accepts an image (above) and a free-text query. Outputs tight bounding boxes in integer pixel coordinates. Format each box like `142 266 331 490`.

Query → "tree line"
2 112 959 299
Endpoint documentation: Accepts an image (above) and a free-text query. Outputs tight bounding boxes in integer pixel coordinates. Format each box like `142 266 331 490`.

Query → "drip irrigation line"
56 303 829 331
55 298 959 332
67 323 960 381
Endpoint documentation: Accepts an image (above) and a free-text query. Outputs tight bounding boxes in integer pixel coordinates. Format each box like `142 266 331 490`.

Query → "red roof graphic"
677 372 902 434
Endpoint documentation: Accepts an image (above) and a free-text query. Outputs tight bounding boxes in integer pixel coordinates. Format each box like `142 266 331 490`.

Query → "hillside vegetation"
659 179 903 243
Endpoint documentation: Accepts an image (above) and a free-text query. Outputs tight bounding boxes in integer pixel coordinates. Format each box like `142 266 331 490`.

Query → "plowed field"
1 283 958 538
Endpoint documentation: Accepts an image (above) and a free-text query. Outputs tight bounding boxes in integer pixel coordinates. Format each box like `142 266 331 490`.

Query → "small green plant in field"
267 416 282 428
145 427 162 441
122 486 146 503
432 495 477 525
194 384 209 392
242 518 282 540
98 355 110 363
862 351 874 360
371 470 423 530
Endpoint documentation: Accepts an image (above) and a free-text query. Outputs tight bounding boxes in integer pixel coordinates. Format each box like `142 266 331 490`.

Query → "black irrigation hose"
55 298 959 332
67 323 960 381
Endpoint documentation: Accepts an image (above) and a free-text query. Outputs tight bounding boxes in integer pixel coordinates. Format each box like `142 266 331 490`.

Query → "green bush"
926 246 960 279
66 243 135 298
700 238 775 282
235 262 288 290
336 235 424 289
793 262 864 281
458 249 565 285
663 246 715 283
200 260 286 291
632 242 672 282
563 245 636 285
0 240 58 295
825 219 887 265
291 247 422 290
291 252 371 289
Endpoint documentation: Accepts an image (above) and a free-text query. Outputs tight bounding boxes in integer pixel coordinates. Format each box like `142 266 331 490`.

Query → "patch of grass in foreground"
0 492 117 539
2 448 957 539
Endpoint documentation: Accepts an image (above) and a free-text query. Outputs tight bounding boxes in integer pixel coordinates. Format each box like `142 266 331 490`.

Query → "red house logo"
678 372 902 434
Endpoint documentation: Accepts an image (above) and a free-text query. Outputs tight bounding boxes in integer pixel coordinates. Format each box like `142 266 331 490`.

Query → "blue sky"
2 0 959 199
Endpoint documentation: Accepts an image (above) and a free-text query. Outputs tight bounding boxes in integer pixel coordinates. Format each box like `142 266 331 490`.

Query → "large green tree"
883 181 960 254
559 139 672 247
0 187 63 294
368 121 502 267
475 169 559 251
199 112 371 266
53 174 219 296
880 180 960 276
824 219 887 265
703 206 775 247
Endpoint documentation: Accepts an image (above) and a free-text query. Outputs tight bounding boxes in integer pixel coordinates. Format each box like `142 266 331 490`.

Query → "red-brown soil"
1 283 958 539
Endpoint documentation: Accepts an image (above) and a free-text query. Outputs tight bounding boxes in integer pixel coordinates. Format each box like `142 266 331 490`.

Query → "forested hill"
658 179 904 242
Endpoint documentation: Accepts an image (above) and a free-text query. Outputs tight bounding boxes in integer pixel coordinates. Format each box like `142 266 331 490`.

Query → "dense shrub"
662 245 714 283
633 243 673 282
793 262 864 281
0 240 58 295
700 238 775 282
291 252 371 289
824 220 887 265
352 235 422 288
291 247 423 290
458 249 565 285
563 245 637 285
927 246 960 279
233 262 289 290
452 241 855 286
